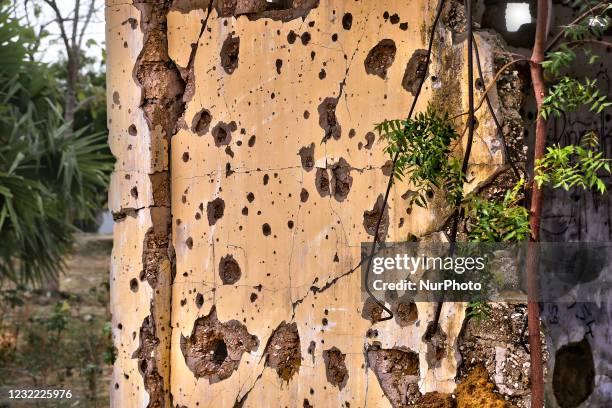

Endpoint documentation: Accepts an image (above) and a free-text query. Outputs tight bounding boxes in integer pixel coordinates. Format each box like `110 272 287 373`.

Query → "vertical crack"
131 0 188 405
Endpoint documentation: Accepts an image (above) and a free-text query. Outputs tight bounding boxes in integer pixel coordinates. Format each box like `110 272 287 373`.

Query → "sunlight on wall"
505 3 532 32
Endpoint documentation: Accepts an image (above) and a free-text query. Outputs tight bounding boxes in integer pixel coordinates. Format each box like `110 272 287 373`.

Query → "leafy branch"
465 179 531 242
540 77 611 119
375 106 462 207
535 132 611 194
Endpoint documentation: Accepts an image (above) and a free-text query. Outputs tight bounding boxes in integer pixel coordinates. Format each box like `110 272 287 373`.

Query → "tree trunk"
527 0 551 407
64 48 79 126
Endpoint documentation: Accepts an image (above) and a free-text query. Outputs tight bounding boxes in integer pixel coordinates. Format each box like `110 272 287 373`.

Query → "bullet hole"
367 346 420 408
364 39 397 79
307 340 316 360
361 296 384 323
207 197 225 226
331 33 338 42
363 131 375 149
130 186 139 199
247 192 255 202
226 163 234 177
318 68 326 79
130 278 139 292
195 293 204 308
248 135 256 147
366 328 378 338
128 124 137 136
219 254 241 284
241 206 248 216
301 32 311 45
395 302 418 326
180 298 187 307
131 315 165 406
287 30 297 44
310 50 316 60
383 11 389 19
382 160 393 176
276 58 283 74
113 91 121 105
303 110 310 119
192 109 212 135
262 223 272 236
298 143 315 171
212 339 229 365
342 12 353 30
211 121 236 146
263 174 270 185
475 78 484 91
323 347 348 390
264 321 301 382
186 237 194 249
317 97 341 141
363 194 389 241
389 13 400 24
315 168 331 197
180 306 259 383
399 22 408 30
303 399 313 408
126 17 138 29
300 188 309 203
330 158 353 202
220 34 240 74
348 128 356 138
402 49 429 95
288 220 294 229
182 152 190 162
333 253 339 262
423 322 447 368
553 338 595 408
250 293 258 302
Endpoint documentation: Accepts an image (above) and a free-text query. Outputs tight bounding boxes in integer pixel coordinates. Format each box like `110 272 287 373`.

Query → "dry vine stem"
453 57 528 122
427 0 477 342
363 0 447 322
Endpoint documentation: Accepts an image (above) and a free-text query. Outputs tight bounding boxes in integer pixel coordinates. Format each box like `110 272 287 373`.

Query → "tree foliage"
375 106 463 207
541 77 611 119
535 132 611 194
0 2 112 284
465 180 530 242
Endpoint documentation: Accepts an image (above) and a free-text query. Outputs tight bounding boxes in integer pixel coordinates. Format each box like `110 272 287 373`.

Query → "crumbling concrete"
180 306 259 383
108 1 519 406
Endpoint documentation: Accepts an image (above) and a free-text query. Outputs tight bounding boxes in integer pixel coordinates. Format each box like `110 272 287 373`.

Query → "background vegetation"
0 0 113 405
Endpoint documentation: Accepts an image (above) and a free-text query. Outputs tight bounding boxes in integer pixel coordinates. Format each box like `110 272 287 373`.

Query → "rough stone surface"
108 1 513 406
180 306 258 383
263 322 301 382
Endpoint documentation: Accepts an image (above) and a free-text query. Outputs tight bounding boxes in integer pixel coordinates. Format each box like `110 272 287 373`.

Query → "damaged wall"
107 0 520 407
